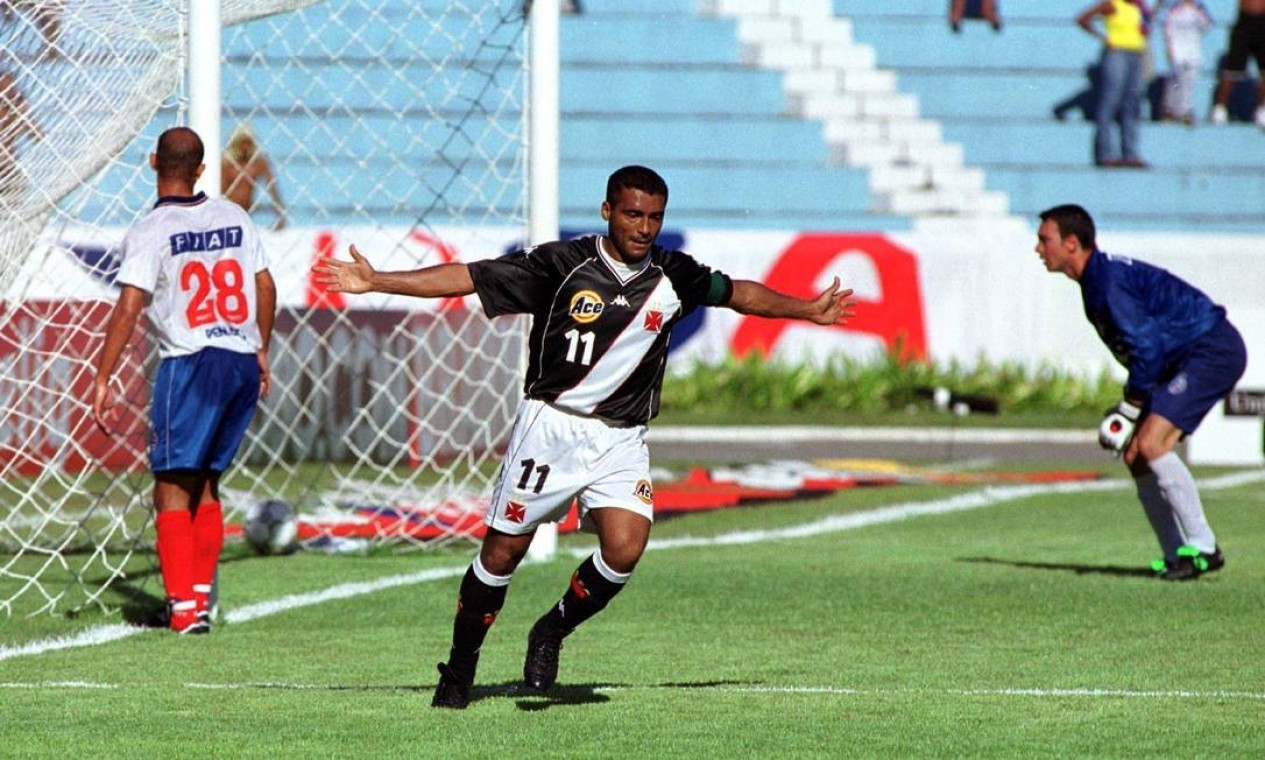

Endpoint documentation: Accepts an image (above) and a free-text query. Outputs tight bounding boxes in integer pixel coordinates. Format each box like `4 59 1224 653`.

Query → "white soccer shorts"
484 398 654 535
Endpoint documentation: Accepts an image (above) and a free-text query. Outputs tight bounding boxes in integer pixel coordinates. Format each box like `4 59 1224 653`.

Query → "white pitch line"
649 425 1095 445
2 470 1262 664
224 566 467 625
0 624 145 663
3 680 1263 702
634 479 1125 554
0 680 118 689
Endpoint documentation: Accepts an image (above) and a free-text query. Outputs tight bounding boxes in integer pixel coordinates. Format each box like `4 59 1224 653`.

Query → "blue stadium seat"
839 0 1265 231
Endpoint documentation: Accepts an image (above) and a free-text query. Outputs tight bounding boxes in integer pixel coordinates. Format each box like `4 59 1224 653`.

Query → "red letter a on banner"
730 234 927 361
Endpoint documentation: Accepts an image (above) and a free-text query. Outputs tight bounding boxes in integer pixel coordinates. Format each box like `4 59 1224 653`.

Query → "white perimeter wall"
20 219 1265 463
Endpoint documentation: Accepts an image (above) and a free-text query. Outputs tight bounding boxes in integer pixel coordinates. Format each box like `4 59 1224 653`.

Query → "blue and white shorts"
150 347 261 473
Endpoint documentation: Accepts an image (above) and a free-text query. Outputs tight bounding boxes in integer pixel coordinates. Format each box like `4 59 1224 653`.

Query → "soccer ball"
242 499 299 555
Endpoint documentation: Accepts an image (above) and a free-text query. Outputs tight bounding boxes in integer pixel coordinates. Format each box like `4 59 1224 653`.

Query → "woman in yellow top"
1077 0 1152 168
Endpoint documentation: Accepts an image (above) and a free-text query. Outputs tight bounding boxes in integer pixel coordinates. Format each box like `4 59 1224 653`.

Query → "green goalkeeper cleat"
1154 546 1225 581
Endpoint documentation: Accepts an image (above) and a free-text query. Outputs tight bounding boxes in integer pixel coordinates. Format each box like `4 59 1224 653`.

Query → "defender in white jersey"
314 165 857 708
93 127 277 634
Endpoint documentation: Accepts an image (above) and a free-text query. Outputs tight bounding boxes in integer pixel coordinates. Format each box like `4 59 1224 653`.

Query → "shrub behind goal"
0 0 529 617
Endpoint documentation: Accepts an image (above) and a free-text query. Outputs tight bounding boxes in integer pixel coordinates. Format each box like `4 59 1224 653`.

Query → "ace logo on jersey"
633 479 654 505
569 290 605 324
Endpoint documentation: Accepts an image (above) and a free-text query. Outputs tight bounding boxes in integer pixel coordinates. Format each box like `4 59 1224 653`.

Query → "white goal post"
0 0 552 618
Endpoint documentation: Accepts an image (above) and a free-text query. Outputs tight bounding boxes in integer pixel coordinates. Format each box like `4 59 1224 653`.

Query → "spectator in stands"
1210 0 1265 125
1053 63 1103 121
1160 0 1214 124
1077 0 1153 168
2 1 63 59
222 123 287 231
949 0 1002 32
0 70 40 206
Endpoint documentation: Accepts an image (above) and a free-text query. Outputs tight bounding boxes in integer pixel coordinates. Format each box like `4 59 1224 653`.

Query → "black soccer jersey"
468 235 733 425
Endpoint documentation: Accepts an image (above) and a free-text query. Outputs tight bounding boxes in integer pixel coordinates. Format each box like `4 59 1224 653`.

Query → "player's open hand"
92 378 116 434
811 276 857 326
312 244 375 294
257 350 272 399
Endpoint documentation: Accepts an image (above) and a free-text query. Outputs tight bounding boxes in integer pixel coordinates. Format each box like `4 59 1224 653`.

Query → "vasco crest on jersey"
569 290 605 324
643 301 665 333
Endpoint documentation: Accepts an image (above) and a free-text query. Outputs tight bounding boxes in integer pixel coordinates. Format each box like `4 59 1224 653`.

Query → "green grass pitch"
1 465 1263 757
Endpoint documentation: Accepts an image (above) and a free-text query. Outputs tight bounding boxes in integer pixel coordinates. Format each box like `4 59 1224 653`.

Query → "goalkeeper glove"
1098 401 1141 454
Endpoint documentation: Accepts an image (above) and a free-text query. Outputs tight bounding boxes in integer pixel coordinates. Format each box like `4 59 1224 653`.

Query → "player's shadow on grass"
460 680 611 710
489 678 755 710
960 556 1153 578
110 579 168 626
78 552 261 626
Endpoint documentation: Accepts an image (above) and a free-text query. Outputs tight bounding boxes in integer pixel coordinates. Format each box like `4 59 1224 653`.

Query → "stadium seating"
70 0 1261 233
836 0 1264 232
556 2 908 230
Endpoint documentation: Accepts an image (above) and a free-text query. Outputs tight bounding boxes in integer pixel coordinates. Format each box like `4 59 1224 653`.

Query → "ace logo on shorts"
633 479 654 505
505 501 526 524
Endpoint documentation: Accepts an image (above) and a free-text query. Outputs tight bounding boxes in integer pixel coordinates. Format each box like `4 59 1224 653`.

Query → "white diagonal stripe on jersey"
554 274 680 413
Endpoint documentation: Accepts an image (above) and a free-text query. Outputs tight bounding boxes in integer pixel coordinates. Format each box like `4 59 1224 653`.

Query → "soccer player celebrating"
314 165 857 708
1034 204 1246 581
93 127 276 633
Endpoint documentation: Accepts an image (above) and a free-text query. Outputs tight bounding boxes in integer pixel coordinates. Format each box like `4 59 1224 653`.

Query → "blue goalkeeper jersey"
1079 249 1226 401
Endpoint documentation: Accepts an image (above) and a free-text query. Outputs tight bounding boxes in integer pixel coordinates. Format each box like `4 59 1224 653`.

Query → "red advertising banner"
731 233 927 362
0 300 150 475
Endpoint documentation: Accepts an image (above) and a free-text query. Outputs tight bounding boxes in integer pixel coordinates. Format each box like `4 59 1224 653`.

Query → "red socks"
154 509 195 606
156 502 224 627
191 500 223 613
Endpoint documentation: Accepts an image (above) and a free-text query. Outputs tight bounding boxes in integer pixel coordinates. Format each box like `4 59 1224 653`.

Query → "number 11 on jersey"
564 329 594 365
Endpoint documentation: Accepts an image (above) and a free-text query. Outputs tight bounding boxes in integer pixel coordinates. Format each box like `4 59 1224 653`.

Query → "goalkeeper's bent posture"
1034 203 1245 581
313 165 857 709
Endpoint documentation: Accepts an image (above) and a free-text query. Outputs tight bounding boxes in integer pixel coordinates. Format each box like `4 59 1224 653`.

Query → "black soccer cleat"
523 619 566 693
431 662 472 709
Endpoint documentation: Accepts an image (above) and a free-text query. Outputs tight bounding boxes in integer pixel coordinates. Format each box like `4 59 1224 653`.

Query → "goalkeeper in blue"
1034 204 1246 581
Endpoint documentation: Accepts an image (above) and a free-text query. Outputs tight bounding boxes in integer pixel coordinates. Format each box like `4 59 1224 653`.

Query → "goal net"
0 0 529 618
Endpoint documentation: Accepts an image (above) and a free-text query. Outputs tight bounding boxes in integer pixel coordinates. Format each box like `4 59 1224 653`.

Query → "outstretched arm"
92 285 147 433
726 277 856 326
312 244 475 298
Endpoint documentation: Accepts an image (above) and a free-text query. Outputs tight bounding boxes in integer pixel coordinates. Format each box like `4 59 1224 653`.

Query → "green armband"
706 272 733 306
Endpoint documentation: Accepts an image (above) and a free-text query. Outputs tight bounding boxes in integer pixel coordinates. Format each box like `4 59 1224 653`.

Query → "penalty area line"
2 469 1261 664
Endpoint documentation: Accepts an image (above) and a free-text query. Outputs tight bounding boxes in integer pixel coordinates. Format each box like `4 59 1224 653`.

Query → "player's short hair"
155 127 205 185
606 165 668 206
1038 204 1096 250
